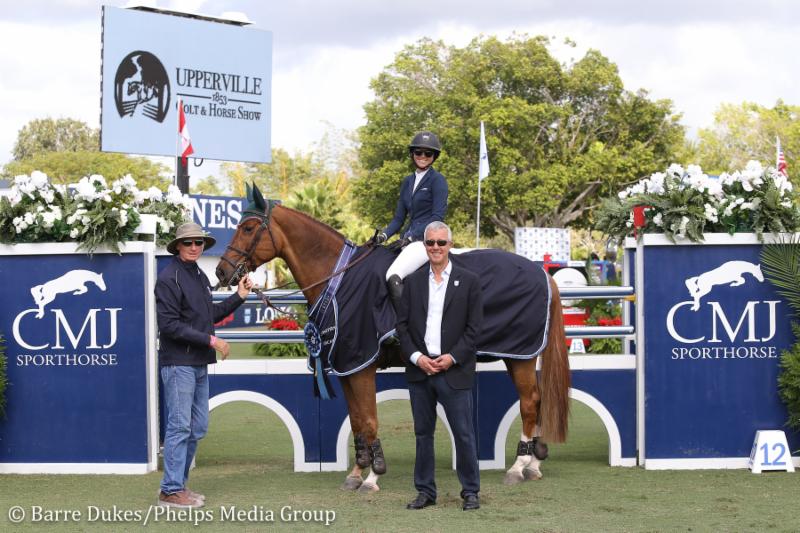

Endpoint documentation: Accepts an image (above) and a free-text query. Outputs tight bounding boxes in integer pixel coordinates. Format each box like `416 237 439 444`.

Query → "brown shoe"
158 490 203 508
185 488 205 503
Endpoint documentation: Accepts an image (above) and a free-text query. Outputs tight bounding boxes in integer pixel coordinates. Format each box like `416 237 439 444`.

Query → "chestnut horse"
215 186 570 492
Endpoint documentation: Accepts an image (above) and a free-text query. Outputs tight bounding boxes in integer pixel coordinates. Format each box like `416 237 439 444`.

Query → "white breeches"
385 241 476 281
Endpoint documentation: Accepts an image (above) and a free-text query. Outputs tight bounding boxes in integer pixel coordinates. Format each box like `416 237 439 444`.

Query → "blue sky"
1 0 797 169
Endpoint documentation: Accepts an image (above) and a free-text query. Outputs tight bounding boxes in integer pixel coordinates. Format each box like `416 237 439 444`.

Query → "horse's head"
215 183 281 286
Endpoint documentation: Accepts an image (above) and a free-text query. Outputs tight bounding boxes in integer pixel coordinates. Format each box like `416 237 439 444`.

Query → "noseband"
218 199 280 285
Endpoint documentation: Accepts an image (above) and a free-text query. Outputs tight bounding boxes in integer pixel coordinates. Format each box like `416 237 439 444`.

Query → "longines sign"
100 6 272 163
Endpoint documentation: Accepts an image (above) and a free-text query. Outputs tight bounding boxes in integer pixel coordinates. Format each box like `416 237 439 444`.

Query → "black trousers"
407 373 480 500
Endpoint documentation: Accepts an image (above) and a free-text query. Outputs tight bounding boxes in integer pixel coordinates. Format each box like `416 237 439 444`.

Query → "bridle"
216 201 378 317
217 199 280 286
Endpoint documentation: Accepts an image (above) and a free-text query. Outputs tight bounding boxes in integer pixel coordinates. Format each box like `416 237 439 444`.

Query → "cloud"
0 19 100 162
0 0 798 166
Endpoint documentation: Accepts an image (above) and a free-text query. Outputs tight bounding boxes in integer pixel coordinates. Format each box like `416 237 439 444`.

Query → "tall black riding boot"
387 274 404 314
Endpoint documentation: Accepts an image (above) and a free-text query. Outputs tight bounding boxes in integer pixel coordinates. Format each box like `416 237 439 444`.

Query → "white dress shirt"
412 168 429 194
410 261 456 366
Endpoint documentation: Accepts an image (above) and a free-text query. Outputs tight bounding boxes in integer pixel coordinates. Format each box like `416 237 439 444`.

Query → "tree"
354 36 685 241
4 117 169 189
221 148 315 201
12 118 99 160
3 151 169 189
691 101 799 177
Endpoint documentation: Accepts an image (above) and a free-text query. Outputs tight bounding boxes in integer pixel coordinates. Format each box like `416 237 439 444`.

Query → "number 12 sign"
749 430 796 473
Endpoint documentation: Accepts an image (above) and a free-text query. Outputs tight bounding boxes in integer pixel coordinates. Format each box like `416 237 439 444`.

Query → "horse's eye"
243 225 254 233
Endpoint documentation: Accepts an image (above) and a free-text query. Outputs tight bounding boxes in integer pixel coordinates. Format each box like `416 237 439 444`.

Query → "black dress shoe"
462 493 480 511
406 493 435 510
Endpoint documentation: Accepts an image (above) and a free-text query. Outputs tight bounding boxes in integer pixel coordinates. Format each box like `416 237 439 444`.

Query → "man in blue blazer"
396 221 484 511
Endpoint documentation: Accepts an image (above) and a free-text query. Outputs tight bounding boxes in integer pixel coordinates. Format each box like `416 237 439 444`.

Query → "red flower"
597 317 622 326
268 317 300 330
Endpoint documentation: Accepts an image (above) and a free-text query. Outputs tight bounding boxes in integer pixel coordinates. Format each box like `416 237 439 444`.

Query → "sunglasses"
181 239 205 247
413 149 434 158
424 239 450 247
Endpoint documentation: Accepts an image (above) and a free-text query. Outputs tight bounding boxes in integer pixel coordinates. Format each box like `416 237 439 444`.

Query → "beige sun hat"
166 222 216 255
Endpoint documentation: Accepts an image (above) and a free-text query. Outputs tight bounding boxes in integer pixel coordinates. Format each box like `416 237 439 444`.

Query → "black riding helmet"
408 131 441 162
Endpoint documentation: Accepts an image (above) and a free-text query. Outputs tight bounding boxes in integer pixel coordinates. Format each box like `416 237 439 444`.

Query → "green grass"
1 401 798 532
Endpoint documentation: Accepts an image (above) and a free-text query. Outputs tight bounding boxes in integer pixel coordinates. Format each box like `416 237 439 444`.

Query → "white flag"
479 121 490 181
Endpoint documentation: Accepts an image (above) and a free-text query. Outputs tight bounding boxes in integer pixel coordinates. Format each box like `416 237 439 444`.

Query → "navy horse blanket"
307 246 551 376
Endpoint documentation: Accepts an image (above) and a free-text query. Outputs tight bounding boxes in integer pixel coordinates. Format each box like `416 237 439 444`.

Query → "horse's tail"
539 275 571 443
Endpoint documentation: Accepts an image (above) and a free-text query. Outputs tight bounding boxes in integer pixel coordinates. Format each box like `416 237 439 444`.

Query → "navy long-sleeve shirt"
155 256 244 366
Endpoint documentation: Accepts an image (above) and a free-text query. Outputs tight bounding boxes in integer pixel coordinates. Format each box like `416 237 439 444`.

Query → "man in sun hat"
155 222 252 508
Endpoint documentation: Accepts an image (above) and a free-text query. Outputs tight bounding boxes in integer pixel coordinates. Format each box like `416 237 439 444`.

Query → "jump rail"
212 286 635 342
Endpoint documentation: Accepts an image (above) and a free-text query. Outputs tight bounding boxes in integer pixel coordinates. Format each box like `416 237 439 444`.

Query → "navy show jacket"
155 256 245 366
382 167 448 241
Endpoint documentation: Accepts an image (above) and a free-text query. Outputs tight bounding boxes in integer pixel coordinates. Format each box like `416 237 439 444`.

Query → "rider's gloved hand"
369 230 388 246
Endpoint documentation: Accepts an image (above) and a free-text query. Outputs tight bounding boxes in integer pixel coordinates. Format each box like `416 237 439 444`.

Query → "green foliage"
251 343 307 358
0 334 6 419
3 151 170 190
354 35 685 241
693 101 800 180
4 118 169 189
577 260 623 354
12 117 98 160
222 143 373 245
761 236 800 315
761 236 800 430
778 323 800 431
221 148 316 200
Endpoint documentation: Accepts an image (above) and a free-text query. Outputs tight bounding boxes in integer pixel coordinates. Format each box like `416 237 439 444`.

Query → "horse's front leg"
503 358 548 485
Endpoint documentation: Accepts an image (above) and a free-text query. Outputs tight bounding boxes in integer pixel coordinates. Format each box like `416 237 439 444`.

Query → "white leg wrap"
508 453 532 474
363 469 381 487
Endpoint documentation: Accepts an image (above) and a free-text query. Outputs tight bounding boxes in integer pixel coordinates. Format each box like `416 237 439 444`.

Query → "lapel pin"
454 280 460 287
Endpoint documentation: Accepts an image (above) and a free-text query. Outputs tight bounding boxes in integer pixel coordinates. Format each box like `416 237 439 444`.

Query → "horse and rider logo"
30 270 107 318
114 51 170 122
684 260 764 311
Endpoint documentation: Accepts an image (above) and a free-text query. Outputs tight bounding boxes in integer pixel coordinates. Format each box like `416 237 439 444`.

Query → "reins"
216 202 378 319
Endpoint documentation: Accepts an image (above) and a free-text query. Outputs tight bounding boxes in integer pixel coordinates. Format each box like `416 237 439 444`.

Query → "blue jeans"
160 365 209 494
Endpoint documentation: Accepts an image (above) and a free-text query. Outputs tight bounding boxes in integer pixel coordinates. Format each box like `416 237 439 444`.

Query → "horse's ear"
252 183 267 211
245 182 253 202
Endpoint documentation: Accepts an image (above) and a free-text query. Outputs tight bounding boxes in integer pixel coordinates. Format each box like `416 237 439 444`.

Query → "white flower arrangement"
596 161 800 243
0 171 192 252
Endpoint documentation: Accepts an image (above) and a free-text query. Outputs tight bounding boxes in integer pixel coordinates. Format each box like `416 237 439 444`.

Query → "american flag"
776 136 788 177
178 99 194 164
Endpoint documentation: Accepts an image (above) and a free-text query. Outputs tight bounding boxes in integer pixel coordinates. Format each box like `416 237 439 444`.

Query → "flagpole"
476 177 482 248
476 121 489 248
175 99 179 186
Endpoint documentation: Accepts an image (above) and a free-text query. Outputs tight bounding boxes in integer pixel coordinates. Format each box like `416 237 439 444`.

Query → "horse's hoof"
523 466 542 480
503 471 524 486
357 482 379 494
340 476 363 491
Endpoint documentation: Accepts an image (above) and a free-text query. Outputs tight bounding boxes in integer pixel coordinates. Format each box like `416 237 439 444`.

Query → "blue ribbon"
304 241 356 399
